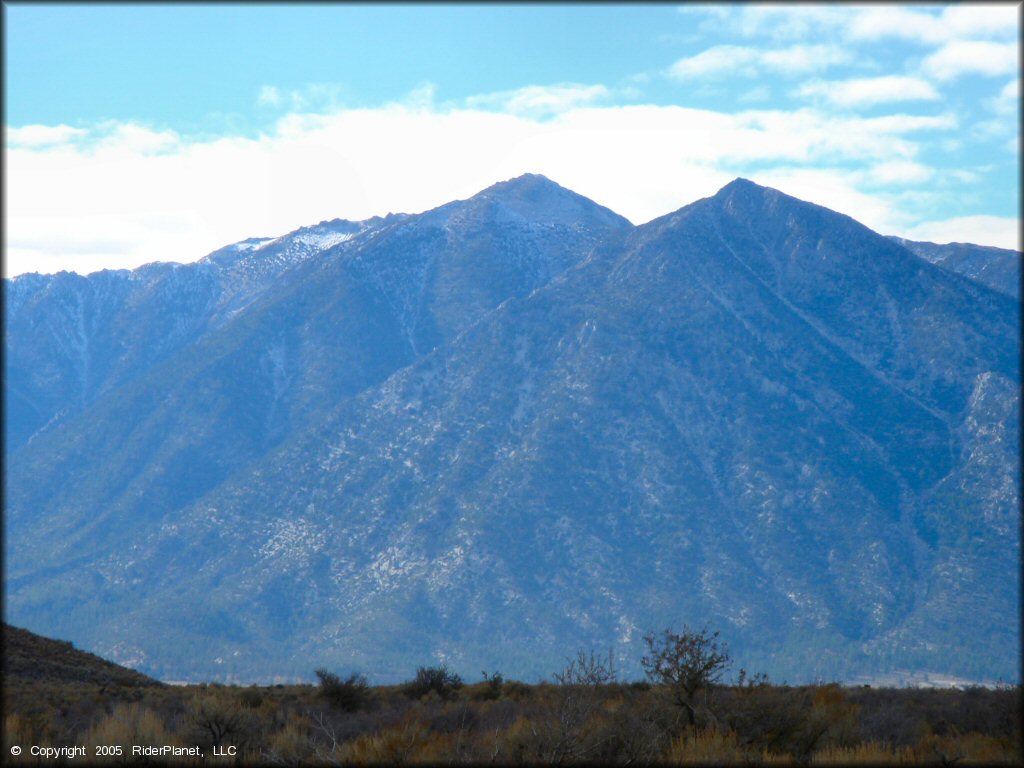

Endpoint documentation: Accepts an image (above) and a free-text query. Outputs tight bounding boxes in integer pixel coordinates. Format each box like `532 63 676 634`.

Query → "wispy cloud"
465 83 610 117
759 44 849 74
845 7 950 44
985 77 1020 115
797 76 941 108
667 45 760 78
257 85 283 107
861 159 935 186
668 43 848 80
6 124 88 147
718 6 851 42
938 3 1021 40
700 4 1019 47
854 3 1020 45
255 83 347 113
922 40 1019 81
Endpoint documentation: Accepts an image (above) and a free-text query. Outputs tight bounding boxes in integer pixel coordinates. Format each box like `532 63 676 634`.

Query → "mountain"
4 215 374 454
4 176 1019 685
6 175 629 574
888 236 1021 299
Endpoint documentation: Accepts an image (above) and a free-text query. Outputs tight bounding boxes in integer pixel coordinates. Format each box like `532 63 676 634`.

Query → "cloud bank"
5 4 1019 276
6 90 1019 277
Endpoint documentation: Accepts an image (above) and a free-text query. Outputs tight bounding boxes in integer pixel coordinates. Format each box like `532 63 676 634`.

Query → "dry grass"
2 660 1020 766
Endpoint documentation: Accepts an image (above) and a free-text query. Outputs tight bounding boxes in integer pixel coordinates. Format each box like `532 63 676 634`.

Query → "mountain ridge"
4 175 1019 685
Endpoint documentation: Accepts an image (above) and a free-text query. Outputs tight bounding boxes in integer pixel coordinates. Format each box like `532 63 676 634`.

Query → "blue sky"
4 3 1020 276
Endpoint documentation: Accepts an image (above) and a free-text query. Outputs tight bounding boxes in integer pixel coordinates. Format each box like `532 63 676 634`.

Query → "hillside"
3 623 161 688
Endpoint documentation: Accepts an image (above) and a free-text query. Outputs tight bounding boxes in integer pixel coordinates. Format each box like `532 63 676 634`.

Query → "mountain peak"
718 177 761 193
474 173 581 206
463 173 632 230
712 177 779 205
485 172 560 193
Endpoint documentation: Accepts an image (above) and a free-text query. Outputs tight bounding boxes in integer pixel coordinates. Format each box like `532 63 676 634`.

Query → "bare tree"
641 625 731 726
552 648 617 687
531 648 619 764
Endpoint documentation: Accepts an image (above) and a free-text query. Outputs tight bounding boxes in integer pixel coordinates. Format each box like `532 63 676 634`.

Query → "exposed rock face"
5 176 1019 684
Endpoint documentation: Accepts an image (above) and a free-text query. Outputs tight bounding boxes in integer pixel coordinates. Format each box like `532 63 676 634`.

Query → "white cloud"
274 82 347 112
0 98 984 277
947 169 981 184
710 4 1018 46
731 109 955 164
862 160 936 186
400 82 437 111
922 40 1020 81
900 215 1021 251
798 76 940 107
759 44 850 74
257 85 282 107
939 4 1020 41
971 117 1015 141
984 77 1020 115
846 7 949 45
667 45 759 79
668 43 848 80
861 113 957 134
466 83 611 117
723 6 852 42
5 124 87 147
95 122 182 154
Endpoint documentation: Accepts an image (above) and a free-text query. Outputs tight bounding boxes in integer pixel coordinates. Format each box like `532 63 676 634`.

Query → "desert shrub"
810 740 915 764
502 679 534 701
799 685 860 756
81 702 184 764
721 684 811 755
508 650 624 764
3 714 35 754
239 686 263 710
185 690 265 753
846 687 926 746
720 684 858 760
915 727 1022 765
403 665 463 701
337 718 449 764
609 686 684 764
668 726 750 764
261 713 316 765
471 670 504 701
315 668 371 712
